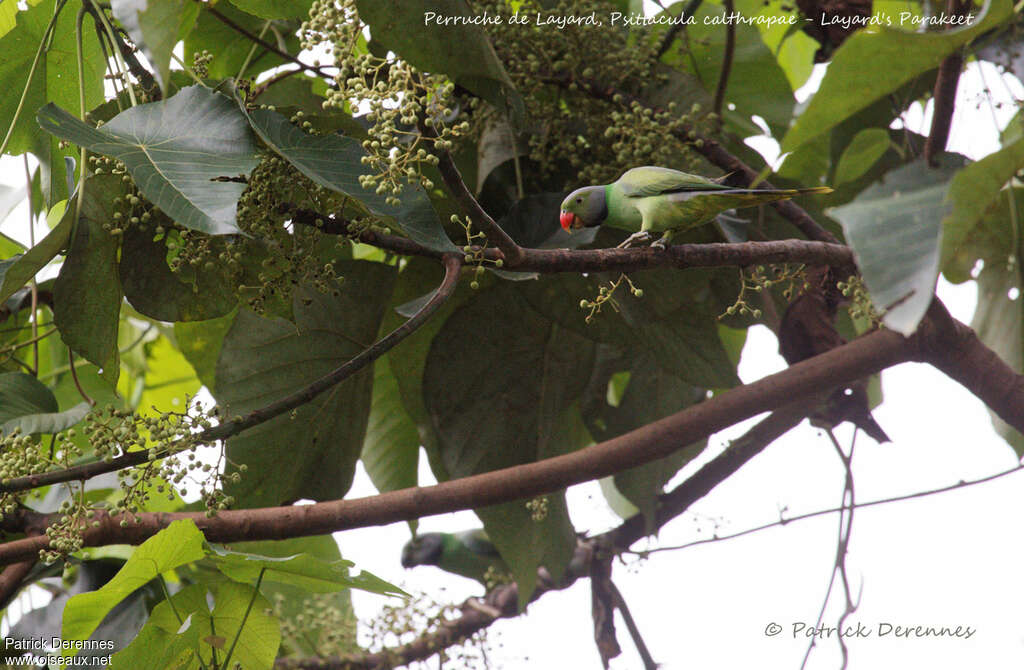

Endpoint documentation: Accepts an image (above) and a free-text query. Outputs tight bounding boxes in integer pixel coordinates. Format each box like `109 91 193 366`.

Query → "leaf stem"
222 568 266 669
236 20 272 81
88 0 137 107
22 155 38 375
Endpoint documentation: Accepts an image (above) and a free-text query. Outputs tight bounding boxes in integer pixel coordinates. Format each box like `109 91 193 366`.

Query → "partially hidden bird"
400 529 508 586
559 166 832 248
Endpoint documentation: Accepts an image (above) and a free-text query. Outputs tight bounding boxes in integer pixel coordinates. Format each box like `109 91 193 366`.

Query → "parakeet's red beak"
560 211 578 232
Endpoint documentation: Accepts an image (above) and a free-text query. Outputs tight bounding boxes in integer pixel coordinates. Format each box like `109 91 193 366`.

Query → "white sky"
1 4 1023 669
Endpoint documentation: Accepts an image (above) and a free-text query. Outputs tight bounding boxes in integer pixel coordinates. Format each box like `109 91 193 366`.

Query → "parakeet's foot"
650 231 674 250
616 231 654 249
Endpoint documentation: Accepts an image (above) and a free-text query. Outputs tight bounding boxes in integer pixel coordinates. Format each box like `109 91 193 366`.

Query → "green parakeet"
559 166 832 247
401 529 508 586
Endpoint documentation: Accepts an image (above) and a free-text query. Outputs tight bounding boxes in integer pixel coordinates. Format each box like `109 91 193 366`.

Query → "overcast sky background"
0 3 1022 668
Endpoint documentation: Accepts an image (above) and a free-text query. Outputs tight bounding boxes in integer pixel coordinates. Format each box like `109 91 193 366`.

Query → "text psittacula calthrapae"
559 166 832 247
400 529 508 586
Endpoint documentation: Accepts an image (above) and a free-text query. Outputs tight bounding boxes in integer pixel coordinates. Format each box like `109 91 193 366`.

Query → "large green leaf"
37 86 259 235
0 0 104 205
120 216 238 321
423 284 590 604
225 536 355 658
941 136 1024 270
111 581 279 670
582 353 707 527
831 157 962 336
111 0 200 93
362 355 420 497
53 175 125 385
972 262 1024 455
229 0 313 19
241 107 456 251
209 545 405 595
0 371 57 427
834 128 892 186
355 0 523 120
781 0 1012 153
215 261 396 507
62 519 207 643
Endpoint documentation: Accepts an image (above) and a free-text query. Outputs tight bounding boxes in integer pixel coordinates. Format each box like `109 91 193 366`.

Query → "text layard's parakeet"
559 166 832 247
401 529 508 586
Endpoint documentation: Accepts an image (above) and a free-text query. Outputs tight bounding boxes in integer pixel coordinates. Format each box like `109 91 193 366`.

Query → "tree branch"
418 121 526 266
0 255 464 495
924 0 970 166
277 404 808 670
0 558 36 610
0 323 915 564
713 0 735 119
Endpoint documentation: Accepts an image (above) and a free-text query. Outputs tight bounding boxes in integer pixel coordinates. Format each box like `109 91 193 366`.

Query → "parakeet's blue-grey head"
560 186 607 232
401 533 443 568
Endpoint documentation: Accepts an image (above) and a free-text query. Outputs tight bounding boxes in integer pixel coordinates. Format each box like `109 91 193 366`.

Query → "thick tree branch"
0 558 36 610
296 208 855 273
278 405 809 670
0 255 464 495
0 324 915 564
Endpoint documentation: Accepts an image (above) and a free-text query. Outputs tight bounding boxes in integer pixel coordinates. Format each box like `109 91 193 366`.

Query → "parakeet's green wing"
457 529 501 558
615 167 730 197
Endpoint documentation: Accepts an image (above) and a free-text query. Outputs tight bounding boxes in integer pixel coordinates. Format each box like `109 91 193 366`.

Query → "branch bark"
0 323 915 564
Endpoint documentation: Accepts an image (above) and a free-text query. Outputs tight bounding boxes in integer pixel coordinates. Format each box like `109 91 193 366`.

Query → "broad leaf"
355 0 523 121
62 520 207 643
941 136 1024 270
229 0 314 19
112 582 279 670
781 0 1012 153
215 261 396 507
209 545 405 595
241 107 455 251
423 284 591 604
362 355 420 496
834 128 891 185
111 0 200 93
582 353 707 527
0 0 104 205
832 158 960 335
0 371 58 429
120 215 238 321
38 86 259 235
53 174 125 385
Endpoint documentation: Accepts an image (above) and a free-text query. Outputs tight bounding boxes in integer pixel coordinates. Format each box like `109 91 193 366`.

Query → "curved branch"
0 324 915 564
0 255 464 495
712 0 735 118
0 558 36 610
418 121 526 266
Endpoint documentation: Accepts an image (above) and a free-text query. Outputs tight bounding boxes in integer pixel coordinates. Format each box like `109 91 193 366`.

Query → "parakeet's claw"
650 231 674 250
616 231 654 249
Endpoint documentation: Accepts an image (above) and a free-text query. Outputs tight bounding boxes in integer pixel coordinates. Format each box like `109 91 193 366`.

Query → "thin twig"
608 581 658 670
654 0 703 60
203 3 332 79
68 348 94 406
713 0 735 118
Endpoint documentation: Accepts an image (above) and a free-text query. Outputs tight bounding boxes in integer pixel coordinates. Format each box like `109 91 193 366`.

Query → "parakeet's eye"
575 197 582 203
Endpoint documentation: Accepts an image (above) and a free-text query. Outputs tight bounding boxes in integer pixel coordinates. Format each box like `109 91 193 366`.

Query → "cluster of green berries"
274 592 357 657
193 50 213 79
454 214 504 290
579 273 643 323
236 152 342 313
526 495 550 522
721 264 807 320
838 276 881 326
302 0 469 206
